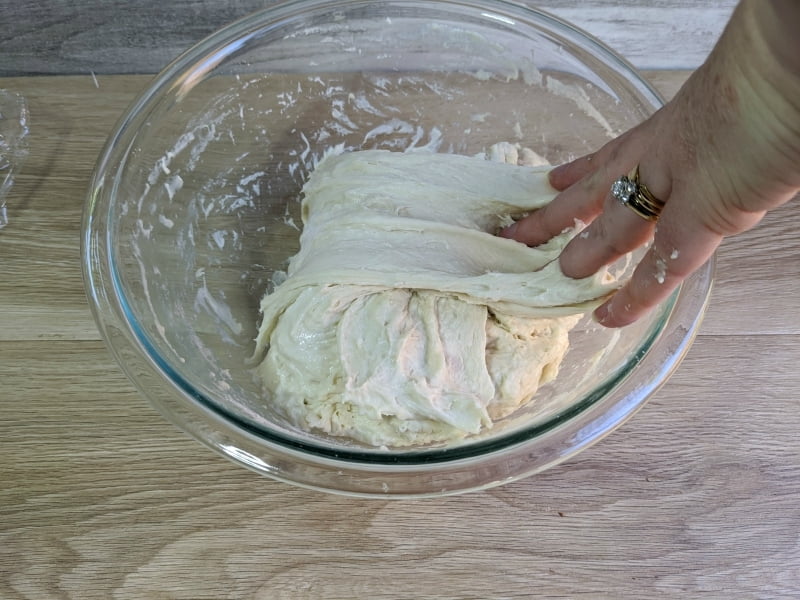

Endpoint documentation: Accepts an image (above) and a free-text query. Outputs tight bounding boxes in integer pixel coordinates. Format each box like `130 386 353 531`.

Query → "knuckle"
701 197 761 237
606 142 626 166
592 216 642 257
539 203 562 234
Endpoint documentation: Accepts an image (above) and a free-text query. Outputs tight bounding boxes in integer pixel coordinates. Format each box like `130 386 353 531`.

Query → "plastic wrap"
0 90 30 229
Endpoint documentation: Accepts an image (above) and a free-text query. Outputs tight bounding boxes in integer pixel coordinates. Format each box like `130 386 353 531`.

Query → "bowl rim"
82 0 712 496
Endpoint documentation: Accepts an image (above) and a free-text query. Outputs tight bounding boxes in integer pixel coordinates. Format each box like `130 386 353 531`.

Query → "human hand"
501 0 800 327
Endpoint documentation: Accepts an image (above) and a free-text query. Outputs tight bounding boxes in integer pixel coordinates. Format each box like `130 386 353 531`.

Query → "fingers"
557 190 655 279
500 130 646 247
499 113 726 330
593 201 723 328
497 173 605 246
558 160 673 279
548 127 642 191
548 153 597 191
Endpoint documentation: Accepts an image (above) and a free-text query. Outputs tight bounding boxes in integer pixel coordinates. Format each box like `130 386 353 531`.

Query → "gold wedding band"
610 165 665 222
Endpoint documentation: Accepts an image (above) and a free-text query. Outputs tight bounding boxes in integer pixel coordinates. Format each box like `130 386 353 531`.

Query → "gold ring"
610 165 665 222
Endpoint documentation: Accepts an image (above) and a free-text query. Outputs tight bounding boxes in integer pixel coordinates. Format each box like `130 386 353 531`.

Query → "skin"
500 0 800 327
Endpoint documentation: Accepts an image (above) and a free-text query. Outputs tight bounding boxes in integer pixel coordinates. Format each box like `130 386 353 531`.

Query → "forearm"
733 0 800 128
678 0 800 205
751 0 800 77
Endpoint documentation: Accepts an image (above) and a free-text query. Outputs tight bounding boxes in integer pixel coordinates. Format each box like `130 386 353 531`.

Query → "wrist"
726 0 800 108
717 0 800 189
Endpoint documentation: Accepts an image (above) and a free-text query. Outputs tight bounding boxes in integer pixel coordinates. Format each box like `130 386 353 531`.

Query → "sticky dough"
254 148 617 447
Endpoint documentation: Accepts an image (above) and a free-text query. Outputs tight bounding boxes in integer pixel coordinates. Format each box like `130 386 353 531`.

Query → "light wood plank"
1 335 798 598
0 1 737 76
546 2 736 69
2 70 799 599
2 72 797 340
0 76 151 341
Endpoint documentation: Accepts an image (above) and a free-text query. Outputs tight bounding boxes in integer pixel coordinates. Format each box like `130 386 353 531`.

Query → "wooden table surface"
0 1 737 75
2 70 799 599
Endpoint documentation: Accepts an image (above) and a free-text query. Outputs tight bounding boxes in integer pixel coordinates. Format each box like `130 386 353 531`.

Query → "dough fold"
255 149 617 447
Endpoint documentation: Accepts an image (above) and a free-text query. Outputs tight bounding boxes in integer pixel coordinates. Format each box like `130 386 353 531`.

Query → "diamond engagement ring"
611 166 665 222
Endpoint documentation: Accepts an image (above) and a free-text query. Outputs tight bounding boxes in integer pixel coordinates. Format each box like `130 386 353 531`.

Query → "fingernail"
548 163 568 183
499 222 518 238
592 303 609 325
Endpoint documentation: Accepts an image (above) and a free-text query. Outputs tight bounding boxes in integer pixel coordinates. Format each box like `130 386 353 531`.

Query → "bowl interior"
100 0 668 460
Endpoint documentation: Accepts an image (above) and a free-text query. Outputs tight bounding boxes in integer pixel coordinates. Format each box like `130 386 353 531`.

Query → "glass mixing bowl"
82 0 712 497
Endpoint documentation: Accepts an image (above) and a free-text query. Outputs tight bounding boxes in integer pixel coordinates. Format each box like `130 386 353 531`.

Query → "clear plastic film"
0 90 30 229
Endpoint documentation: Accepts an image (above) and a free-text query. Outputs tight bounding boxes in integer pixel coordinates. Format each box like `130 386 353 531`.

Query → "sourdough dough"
254 149 617 447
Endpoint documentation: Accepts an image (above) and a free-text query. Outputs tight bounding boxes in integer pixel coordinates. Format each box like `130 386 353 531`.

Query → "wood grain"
2 71 799 598
0 75 151 341
2 336 799 598
0 1 737 76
